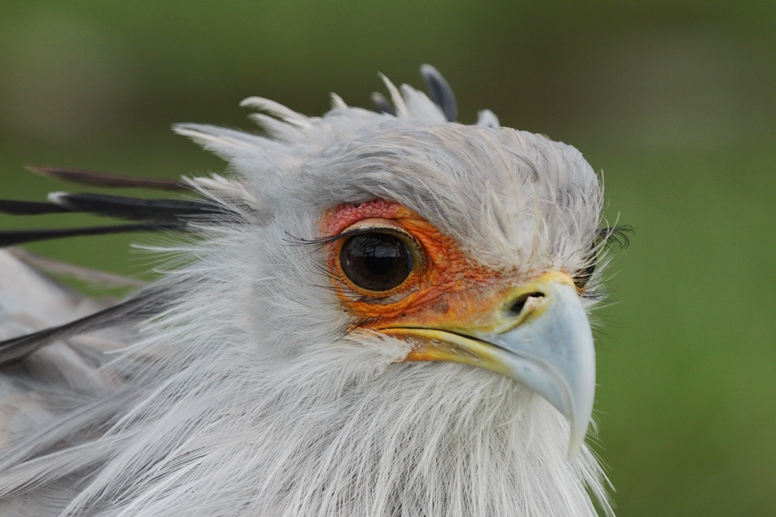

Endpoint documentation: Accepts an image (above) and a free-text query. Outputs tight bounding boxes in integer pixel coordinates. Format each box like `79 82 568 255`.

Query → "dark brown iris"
339 232 414 292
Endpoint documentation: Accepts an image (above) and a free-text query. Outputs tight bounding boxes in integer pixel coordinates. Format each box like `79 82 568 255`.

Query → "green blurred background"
1 2 775 515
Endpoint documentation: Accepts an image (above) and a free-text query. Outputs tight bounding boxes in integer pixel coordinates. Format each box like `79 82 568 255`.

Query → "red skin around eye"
322 199 504 326
321 199 406 236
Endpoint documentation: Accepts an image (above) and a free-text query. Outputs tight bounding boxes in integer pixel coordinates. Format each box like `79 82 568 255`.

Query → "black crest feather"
420 64 458 122
25 165 189 191
0 222 184 247
0 287 171 365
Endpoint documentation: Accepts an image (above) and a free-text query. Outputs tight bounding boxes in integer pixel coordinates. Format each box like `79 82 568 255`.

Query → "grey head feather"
370 92 397 116
477 108 500 128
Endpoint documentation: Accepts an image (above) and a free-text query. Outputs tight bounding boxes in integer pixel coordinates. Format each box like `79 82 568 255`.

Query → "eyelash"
286 228 388 250
597 226 632 249
576 225 633 298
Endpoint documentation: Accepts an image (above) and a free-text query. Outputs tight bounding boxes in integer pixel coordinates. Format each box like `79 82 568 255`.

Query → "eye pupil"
340 233 414 292
363 252 396 277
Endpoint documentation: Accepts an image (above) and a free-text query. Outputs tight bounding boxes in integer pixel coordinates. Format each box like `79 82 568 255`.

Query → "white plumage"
0 66 617 515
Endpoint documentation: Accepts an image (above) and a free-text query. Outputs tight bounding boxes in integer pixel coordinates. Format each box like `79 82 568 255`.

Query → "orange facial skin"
322 199 525 345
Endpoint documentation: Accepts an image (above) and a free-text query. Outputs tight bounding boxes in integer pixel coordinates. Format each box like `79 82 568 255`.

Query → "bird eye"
339 232 415 292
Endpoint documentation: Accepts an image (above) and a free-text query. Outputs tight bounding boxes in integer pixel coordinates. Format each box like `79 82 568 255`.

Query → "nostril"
508 292 545 317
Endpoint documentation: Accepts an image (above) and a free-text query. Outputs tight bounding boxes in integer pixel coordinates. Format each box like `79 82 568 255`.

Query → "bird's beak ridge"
387 271 596 459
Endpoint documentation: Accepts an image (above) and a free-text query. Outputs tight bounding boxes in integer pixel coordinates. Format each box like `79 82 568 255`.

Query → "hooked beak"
386 271 596 459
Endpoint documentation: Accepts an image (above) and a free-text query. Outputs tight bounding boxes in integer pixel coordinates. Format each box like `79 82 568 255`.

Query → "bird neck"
103 339 612 516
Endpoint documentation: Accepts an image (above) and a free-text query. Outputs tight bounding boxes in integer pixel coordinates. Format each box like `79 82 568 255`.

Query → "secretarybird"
0 65 626 516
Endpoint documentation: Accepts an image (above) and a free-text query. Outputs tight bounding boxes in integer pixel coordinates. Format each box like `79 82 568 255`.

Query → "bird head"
175 70 609 459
